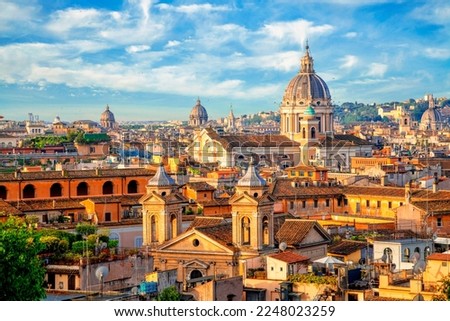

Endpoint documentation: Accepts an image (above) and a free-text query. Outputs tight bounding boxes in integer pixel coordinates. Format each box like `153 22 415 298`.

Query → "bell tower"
139 164 187 246
229 161 275 251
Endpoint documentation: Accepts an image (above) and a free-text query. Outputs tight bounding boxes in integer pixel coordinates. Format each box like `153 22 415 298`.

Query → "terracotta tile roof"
412 200 450 213
275 219 331 246
197 198 230 207
186 217 227 231
196 222 236 250
13 198 84 211
269 251 309 263
205 128 300 150
184 182 216 191
0 199 23 215
426 253 450 261
328 240 368 256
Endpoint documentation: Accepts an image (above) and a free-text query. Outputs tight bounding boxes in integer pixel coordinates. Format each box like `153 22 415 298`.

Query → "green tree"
0 216 46 300
155 286 181 301
433 275 450 301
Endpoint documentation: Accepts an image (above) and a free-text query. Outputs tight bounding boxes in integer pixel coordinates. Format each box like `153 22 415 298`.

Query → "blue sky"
1 0 450 123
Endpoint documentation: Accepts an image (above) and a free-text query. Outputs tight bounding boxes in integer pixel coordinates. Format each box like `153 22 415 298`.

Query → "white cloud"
366 63 388 77
344 32 358 38
339 55 358 69
46 8 104 36
424 48 450 59
260 19 334 47
126 45 151 53
165 40 181 48
157 3 230 14
0 0 39 33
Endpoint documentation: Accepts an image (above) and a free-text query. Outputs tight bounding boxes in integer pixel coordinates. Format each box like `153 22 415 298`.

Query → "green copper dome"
304 105 316 116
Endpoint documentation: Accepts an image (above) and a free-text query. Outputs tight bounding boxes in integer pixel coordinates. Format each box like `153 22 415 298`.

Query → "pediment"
139 192 165 205
158 230 233 254
229 192 258 206
183 258 210 269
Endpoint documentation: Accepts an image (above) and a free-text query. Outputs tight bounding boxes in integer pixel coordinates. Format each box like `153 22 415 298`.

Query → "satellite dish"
279 242 287 252
95 266 109 281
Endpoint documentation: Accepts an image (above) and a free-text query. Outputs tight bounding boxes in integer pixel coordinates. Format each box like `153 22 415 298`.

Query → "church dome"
189 98 208 126
148 163 176 187
421 108 442 123
281 44 331 107
237 161 266 187
100 105 115 122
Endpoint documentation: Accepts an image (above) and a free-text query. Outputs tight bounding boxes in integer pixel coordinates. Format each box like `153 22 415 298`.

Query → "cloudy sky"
1 0 450 123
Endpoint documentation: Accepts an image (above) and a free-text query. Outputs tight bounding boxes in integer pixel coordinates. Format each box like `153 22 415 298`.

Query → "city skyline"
1 0 450 122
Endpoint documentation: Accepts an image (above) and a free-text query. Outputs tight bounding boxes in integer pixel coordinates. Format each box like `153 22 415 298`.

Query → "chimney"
433 180 438 193
95 167 100 176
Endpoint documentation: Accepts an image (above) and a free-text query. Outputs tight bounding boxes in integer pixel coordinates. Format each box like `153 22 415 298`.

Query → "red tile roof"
269 251 309 263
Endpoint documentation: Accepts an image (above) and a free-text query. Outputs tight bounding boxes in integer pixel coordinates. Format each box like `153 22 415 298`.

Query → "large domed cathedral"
420 94 443 131
279 43 334 142
100 104 117 129
189 98 209 127
279 44 373 171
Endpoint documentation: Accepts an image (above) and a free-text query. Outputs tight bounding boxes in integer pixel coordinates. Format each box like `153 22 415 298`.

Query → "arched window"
127 180 138 194
151 215 158 243
102 181 113 195
241 216 251 245
50 183 62 197
262 216 270 246
76 182 89 196
403 247 410 262
302 127 306 139
190 269 202 280
23 184 35 199
311 127 316 139
170 214 177 239
0 185 7 200
383 247 393 263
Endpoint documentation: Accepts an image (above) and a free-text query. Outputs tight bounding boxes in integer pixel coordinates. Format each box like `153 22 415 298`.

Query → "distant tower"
230 160 275 251
226 105 236 132
399 107 412 135
100 105 116 129
189 98 208 127
139 164 188 246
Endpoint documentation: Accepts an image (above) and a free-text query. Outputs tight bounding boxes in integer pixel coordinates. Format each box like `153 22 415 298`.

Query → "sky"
1 0 450 123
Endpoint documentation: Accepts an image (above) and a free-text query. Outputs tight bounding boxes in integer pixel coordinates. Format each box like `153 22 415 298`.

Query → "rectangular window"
388 201 392 209
314 199 318 208
400 202 403 206
437 217 443 227
377 201 381 208
308 171 313 177
325 199 330 207
289 201 294 210
302 200 306 208
280 267 283 272
90 146 95 153
344 199 348 206
105 212 111 222
366 200 370 207
291 171 296 176
337 198 342 206
300 171 304 176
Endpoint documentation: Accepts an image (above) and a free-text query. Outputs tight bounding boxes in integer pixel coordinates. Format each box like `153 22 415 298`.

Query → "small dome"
53 115 61 124
100 105 115 122
148 163 176 187
189 98 208 126
237 161 266 187
304 105 316 116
